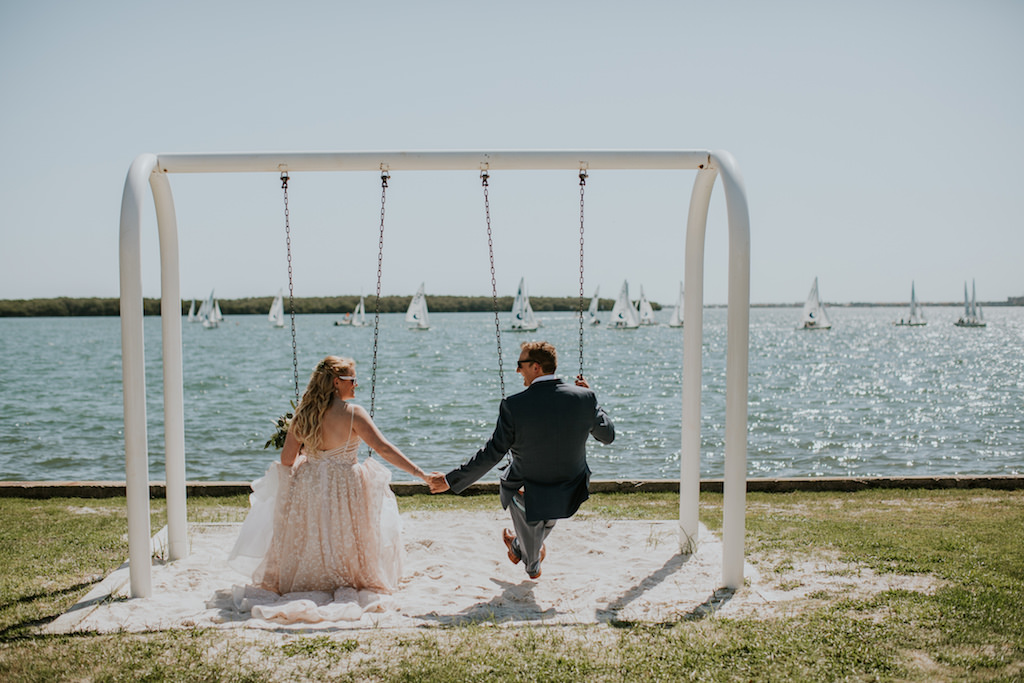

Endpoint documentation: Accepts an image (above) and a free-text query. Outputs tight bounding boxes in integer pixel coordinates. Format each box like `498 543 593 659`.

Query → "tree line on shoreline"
7 296 1011 318
0 295 649 317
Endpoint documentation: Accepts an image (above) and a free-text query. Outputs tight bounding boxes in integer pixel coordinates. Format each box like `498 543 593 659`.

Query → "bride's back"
314 399 359 453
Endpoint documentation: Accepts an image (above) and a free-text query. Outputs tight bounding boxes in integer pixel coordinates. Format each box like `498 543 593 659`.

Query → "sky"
1 0 1021 307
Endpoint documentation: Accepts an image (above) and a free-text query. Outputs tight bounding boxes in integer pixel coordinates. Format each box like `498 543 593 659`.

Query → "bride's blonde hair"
291 355 355 453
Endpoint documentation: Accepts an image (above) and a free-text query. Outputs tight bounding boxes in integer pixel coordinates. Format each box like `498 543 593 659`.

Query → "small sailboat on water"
406 283 430 330
799 277 832 330
586 286 601 326
335 295 367 327
954 279 986 328
894 282 926 326
668 282 684 328
637 286 657 326
351 296 367 327
268 289 285 328
198 289 222 329
509 277 539 331
608 280 640 329
187 298 197 323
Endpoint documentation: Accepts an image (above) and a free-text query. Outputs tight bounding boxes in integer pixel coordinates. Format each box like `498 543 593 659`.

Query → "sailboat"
405 283 430 330
608 280 640 329
954 279 986 328
799 277 832 330
200 289 221 329
268 289 285 328
187 299 197 323
351 296 366 327
509 277 539 331
586 286 601 326
894 282 926 326
637 286 657 326
334 295 367 327
668 282 684 328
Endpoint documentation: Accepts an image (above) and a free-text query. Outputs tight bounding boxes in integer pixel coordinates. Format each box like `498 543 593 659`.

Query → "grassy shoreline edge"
2 474 1022 499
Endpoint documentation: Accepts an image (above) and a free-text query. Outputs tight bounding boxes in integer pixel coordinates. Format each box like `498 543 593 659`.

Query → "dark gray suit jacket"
445 378 615 521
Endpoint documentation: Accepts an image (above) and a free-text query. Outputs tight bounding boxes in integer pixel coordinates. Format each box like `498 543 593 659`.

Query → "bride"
229 355 430 600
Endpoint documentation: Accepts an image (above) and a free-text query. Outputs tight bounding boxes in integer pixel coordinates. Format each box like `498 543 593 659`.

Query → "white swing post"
118 150 751 598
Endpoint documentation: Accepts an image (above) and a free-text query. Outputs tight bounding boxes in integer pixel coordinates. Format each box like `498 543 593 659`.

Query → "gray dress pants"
508 491 556 576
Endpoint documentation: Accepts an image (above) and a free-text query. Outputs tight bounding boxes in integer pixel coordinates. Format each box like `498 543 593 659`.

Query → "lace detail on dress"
304 440 359 465
234 402 404 606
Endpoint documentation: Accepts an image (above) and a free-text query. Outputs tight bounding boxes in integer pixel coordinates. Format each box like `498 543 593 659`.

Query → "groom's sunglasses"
516 360 537 368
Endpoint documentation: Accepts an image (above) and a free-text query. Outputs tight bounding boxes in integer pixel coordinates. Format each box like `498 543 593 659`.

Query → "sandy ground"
44 510 941 633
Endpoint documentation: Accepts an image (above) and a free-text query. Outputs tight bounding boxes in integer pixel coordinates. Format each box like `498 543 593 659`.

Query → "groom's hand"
426 472 450 494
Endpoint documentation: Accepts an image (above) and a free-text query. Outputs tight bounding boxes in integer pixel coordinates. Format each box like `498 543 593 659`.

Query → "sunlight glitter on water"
1 306 1021 481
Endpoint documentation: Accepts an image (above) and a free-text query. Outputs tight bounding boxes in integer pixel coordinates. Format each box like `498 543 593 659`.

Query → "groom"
428 341 615 579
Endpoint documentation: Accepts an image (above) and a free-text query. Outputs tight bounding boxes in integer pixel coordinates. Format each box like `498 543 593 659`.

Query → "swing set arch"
118 149 751 599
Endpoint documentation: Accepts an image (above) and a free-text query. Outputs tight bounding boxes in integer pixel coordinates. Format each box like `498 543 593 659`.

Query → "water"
1 307 1021 482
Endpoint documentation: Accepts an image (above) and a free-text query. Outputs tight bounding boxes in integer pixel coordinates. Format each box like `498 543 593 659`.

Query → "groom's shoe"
502 529 522 565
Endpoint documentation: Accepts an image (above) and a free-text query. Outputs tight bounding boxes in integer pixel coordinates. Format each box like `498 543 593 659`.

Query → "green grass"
1 489 1022 681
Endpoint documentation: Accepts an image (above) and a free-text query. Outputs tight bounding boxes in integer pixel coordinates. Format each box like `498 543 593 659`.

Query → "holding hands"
426 472 449 494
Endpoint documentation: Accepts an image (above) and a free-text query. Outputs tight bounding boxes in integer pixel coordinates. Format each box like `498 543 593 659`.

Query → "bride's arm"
351 405 429 482
280 428 302 467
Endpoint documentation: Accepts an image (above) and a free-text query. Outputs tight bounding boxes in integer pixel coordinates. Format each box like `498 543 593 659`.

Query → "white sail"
895 282 926 326
973 280 984 322
800 277 831 330
268 290 285 328
352 295 367 327
406 283 430 330
509 277 539 331
201 289 219 329
668 282 684 328
187 299 196 322
637 286 657 326
608 280 640 329
955 279 986 327
586 286 601 326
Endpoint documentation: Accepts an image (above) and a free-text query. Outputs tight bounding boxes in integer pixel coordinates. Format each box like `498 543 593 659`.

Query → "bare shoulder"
348 402 371 420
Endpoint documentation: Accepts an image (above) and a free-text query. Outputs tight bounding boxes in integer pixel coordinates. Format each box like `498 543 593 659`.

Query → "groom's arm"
444 399 514 494
590 401 615 445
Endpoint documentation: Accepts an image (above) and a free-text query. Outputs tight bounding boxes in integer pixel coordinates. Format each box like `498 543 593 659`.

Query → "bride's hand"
426 472 449 494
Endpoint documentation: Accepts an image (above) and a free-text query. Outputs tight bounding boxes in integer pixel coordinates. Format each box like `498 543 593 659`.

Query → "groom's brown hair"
520 341 557 375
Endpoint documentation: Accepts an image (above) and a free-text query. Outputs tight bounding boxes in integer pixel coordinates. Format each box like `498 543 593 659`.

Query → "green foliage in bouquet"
264 401 297 449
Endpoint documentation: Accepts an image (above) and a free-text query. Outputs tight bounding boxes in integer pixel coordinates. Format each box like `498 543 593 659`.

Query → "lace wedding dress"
224 405 403 623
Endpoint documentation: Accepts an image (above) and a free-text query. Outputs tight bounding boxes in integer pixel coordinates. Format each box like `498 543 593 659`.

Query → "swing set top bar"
154 149 716 174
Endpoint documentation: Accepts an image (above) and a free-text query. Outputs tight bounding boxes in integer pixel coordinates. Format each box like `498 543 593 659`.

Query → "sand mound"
44 510 939 633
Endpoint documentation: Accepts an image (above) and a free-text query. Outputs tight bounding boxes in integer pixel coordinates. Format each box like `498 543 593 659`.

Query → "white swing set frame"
118 150 750 598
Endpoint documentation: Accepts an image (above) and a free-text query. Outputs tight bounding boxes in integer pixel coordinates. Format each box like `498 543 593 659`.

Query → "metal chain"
370 170 388 424
282 172 300 403
577 170 587 379
482 170 505 399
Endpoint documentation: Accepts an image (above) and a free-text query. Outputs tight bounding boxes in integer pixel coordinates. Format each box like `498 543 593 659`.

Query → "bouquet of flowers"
264 401 296 449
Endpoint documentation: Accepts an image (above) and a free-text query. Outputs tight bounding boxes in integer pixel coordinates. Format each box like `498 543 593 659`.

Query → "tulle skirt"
229 454 403 596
